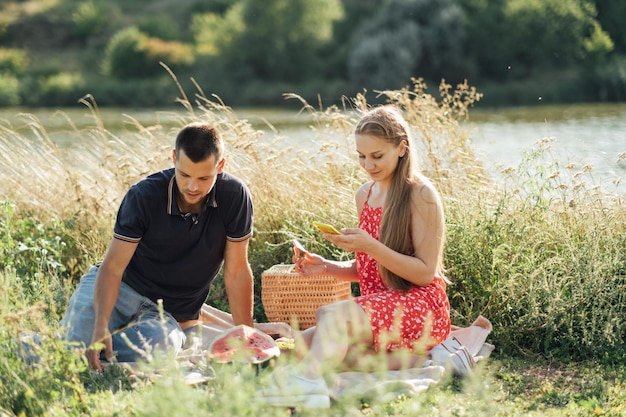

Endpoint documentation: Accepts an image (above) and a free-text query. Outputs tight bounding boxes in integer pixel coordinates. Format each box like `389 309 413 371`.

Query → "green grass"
0 76 624 416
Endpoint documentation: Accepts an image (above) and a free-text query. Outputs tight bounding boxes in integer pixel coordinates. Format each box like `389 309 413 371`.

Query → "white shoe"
429 336 475 376
255 366 330 408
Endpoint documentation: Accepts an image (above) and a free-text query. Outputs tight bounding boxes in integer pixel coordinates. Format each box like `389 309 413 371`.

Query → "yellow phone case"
312 221 341 235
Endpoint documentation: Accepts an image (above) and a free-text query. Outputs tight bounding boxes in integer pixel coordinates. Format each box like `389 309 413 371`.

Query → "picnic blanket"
176 315 494 401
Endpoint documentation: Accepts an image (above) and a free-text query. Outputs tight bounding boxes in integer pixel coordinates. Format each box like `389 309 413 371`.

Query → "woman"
258 105 451 408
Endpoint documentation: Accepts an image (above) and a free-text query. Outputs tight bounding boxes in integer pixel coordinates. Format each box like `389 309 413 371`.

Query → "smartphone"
292 239 308 258
312 221 341 235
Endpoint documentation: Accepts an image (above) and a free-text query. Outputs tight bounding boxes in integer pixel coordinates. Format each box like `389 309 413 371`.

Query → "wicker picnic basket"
261 264 352 329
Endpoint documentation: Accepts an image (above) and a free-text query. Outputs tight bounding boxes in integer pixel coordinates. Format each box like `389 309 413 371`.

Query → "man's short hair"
175 123 224 163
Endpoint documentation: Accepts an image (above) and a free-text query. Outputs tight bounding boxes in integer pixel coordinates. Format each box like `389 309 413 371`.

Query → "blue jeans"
59 265 186 362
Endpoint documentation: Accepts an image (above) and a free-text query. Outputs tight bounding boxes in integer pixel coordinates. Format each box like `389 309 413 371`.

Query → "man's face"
172 148 225 211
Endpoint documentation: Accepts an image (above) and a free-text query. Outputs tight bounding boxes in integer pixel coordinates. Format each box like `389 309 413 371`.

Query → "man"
60 122 255 371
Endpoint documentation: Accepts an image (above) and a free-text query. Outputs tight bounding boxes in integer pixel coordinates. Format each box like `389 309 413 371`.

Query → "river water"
257 102 626 193
467 103 626 193
1 102 625 193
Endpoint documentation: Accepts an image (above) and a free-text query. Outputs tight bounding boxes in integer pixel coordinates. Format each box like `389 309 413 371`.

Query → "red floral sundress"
353 184 451 352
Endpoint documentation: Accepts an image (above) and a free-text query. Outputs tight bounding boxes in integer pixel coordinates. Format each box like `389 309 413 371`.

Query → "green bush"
0 48 28 75
72 0 108 39
588 54 626 101
0 202 90 310
348 0 466 89
37 72 86 106
102 27 151 78
144 37 194 68
596 0 626 53
138 14 181 41
102 27 194 79
231 0 344 82
446 142 626 361
461 0 610 81
0 73 20 106
0 320 91 416
348 23 422 91
191 4 245 56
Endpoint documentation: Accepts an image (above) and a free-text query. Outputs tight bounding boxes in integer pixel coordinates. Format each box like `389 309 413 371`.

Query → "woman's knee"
315 300 366 323
314 303 334 322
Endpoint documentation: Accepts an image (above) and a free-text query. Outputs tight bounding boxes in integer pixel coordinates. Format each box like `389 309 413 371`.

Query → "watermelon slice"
207 324 281 364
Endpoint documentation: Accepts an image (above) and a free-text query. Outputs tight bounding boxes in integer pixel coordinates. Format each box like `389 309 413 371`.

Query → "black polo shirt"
113 168 253 321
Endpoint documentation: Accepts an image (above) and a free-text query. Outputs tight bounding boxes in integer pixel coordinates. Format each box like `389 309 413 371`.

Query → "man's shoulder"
217 171 250 192
120 169 173 210
130 169 174 192
143 168 175 183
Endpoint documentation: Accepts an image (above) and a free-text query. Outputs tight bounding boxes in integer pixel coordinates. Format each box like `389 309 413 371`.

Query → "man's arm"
222 238 254 327
89 238 138 371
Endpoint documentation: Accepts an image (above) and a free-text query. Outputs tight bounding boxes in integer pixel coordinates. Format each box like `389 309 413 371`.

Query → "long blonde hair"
355 106 445 291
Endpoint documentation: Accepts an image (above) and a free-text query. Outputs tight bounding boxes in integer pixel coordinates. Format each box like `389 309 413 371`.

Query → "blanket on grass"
176 315 494 401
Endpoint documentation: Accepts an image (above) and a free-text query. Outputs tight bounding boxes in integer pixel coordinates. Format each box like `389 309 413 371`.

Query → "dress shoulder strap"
365 181 376 204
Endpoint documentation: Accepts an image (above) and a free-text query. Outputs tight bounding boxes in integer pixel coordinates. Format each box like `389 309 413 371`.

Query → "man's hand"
89 238 137 371
88 326 114 371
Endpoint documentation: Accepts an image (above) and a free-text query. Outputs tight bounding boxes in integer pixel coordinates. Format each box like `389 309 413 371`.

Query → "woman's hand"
323 227 375 254
292 243 328 276
292 239 359 282
294 252 328 276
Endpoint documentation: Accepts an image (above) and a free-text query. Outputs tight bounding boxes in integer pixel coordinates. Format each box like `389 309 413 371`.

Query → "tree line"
0 0 625 107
